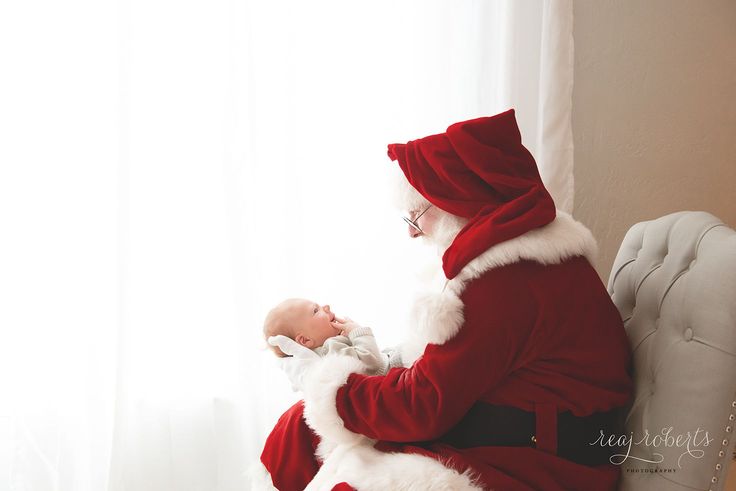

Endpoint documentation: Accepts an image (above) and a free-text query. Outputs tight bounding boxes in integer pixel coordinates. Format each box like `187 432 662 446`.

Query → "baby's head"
263 298 340 357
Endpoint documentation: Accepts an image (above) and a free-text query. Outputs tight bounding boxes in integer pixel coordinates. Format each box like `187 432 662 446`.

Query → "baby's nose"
324 305 331 312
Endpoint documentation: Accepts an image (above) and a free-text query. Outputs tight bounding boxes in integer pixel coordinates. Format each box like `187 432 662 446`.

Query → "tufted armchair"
607 211 736 491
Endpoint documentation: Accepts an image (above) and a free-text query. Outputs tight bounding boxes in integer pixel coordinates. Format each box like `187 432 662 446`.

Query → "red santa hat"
387 109 557 280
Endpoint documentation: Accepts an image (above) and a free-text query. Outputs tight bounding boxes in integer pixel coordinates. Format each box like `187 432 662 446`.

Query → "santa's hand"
267 335 321 392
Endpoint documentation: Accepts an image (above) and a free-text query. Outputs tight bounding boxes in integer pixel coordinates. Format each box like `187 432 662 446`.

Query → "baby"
263 298 393 375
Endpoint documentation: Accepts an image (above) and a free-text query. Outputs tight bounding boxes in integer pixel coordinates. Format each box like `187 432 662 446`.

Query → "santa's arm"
300 281 534 445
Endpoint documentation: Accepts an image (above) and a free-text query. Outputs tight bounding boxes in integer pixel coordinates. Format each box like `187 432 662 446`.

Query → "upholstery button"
732 401 736 408
729 414 734 421
719 450 725 457
716 463 722 470
727 426 732 433
723 439 729 446
684 328 693 341
712 477 718 483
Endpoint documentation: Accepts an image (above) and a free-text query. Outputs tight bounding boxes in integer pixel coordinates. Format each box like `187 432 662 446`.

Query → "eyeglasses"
403 204 432 234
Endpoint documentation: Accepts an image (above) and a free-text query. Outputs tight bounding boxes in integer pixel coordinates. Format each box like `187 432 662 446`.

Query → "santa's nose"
408 225 422 238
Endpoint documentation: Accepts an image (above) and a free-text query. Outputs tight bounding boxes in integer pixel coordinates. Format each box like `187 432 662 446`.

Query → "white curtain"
0 1 573 490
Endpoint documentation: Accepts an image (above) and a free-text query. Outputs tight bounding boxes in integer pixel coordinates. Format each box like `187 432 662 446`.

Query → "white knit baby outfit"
312 327 402 376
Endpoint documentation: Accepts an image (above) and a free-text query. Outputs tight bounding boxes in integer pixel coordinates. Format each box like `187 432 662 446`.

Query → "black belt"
435 402 625 467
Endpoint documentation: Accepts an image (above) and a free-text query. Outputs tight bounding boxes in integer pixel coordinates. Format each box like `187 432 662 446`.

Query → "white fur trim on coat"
453 209 597 285
301 355 374 446
305 442 484 491
244 461 278 491
399 288 464 366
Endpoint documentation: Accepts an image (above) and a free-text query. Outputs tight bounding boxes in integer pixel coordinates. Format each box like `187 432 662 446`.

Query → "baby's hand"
331 316 361 335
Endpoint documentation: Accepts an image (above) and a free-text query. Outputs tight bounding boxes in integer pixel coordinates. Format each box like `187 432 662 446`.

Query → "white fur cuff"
302 354 372 445
244 461 278 491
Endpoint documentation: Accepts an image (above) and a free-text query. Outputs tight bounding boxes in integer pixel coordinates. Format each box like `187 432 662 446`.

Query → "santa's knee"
259 400 322 491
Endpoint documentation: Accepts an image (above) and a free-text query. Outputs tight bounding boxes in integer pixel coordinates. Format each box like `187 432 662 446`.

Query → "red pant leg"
260 400 321 491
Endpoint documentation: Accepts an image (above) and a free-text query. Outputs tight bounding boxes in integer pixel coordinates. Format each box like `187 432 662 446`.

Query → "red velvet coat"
255 211 633 491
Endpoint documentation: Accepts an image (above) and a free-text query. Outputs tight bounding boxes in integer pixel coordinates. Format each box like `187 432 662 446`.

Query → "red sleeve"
335 276 535 442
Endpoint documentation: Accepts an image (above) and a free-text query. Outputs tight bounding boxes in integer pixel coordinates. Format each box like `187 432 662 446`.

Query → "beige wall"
572 0 736 283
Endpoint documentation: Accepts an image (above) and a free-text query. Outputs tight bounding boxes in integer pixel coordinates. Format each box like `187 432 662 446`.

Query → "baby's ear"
295 334 313 348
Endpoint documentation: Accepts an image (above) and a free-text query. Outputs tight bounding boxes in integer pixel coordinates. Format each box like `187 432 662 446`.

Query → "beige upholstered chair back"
607 211 736 491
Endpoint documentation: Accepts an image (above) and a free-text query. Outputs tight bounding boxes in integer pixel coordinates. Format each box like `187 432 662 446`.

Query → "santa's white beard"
390 169 469 270
390 171 465 249
409 210 466 286
420 209 468 258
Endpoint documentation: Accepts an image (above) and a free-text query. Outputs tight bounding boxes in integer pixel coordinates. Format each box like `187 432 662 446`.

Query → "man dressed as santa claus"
251 109 634 491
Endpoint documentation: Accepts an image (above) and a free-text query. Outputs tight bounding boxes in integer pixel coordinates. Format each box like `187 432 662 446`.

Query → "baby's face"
283 298 341 349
